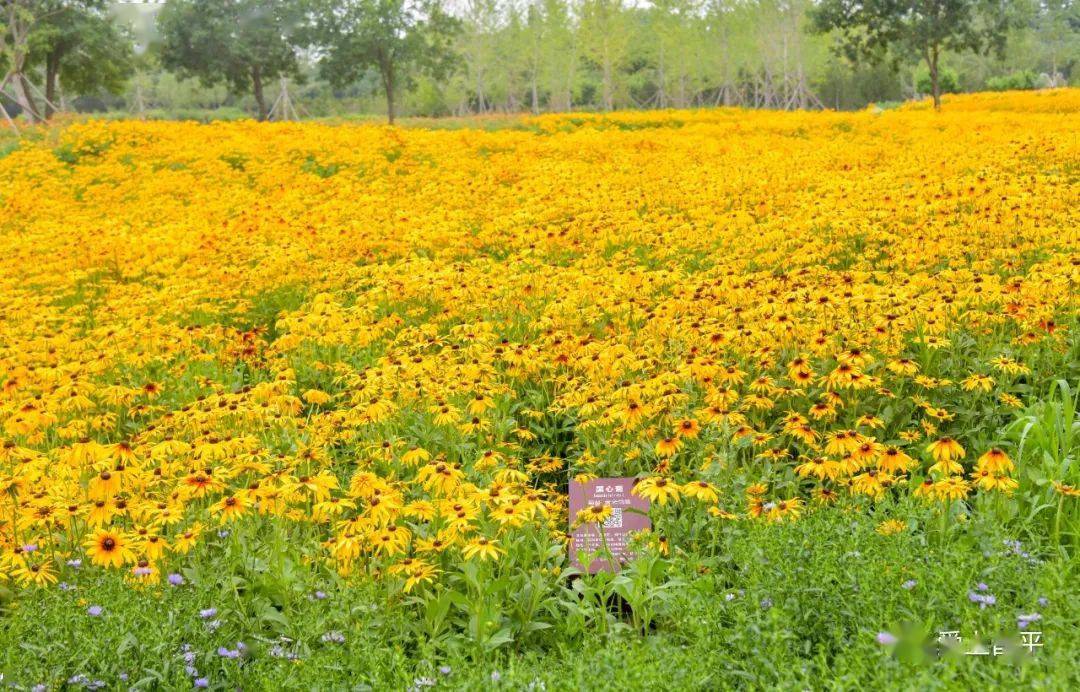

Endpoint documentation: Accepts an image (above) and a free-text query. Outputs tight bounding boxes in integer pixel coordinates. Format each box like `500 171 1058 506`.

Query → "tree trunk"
928 46 941 110
384 67 396 125
45 50 60 119
252 66 267 121
657 43 666 109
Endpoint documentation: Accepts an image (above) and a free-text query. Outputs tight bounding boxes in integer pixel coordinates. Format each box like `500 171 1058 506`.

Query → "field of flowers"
0 90 1078 689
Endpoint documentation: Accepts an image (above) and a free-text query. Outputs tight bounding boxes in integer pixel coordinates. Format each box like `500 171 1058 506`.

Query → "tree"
30 1 134 118
311 0 459 124
810 0 1017 108
578 0 632 111
538 0 576 111
158 0 304 120
460 0 502 113
1 0 70 123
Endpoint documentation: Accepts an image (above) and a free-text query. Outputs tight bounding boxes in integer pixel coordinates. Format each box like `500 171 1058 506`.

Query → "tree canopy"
810 0 1021 108
158 0 306 120
310 0 459 123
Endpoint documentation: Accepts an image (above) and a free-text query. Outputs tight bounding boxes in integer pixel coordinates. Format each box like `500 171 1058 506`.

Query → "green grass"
2 505 1076 690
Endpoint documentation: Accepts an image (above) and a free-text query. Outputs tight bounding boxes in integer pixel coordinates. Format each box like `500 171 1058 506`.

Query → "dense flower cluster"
0 90 1077 590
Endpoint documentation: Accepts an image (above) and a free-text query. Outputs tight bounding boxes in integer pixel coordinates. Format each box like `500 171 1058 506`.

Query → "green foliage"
986 70 1039 91
27 0 134 115
917 67 961 95
157 0 306 120
1007 380 1080 553
309 0 461 123
1 506 1076 688
811 0 1020 106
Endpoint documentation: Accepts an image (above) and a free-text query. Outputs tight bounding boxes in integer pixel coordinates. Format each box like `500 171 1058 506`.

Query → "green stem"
1052 494 1064 551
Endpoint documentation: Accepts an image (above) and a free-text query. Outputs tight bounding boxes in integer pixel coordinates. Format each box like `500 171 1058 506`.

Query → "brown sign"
569 477 651 573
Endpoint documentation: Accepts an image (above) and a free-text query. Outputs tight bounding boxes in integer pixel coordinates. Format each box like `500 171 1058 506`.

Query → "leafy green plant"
1008 379 1080 553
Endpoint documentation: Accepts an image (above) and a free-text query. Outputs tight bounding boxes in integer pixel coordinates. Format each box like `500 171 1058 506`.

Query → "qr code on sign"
602 508 623 529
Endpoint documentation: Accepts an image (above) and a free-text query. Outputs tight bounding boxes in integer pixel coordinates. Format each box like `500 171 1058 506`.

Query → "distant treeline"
1 1 1077 124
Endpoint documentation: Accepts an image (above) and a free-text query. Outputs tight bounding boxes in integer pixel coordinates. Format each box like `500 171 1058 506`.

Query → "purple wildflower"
1017 612 1042 629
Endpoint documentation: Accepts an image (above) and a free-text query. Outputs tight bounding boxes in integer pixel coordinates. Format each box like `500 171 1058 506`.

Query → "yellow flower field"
0 90 1077 594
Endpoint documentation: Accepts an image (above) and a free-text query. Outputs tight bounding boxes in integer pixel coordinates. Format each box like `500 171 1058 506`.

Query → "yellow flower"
681 481 718 503
212 494 248 523
1052 482 1080 498
11 560 58 587
655 436 682 457
976 448 1014 474
931 477 970 502
875 520 906 536
403 562 438 592
575 503 613 525
302 389 332 405
926 437 966 463
632 477 680 505
85 530 136 569
461 537 503 562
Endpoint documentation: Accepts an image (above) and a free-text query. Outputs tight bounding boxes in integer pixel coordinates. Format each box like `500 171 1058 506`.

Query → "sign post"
568 477 650 574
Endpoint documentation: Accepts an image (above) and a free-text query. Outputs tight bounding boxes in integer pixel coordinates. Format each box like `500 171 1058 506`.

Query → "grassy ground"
2 500 1077 690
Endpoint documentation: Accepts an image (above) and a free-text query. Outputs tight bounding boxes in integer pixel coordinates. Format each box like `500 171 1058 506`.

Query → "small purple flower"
87 605 103 617
1017 612 1042 629
32 685 47 692
901 579 917 590
491 671 502 683
314 590 327 600
194 678 209 689
1037 596 1049 607
217 529 230 538
67 558 82 569
59 581 74 591
168 573 185 586
439 665 452 676
876 632 898 645
976 582 988 591
199 608 218 619
760 597 773 609
119 673 128 682
21 543 38 553
134 566 153 577
217 646 240 659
